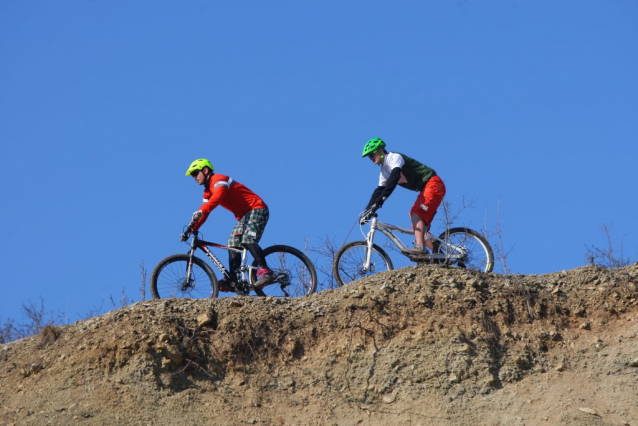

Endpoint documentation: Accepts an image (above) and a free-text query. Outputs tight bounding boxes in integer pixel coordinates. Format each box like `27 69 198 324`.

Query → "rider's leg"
227 218 248 284
410 213 430 250
238 207 275 286
243 243 268 269
227 250 241 282
411 176 446 251
244 243 277 286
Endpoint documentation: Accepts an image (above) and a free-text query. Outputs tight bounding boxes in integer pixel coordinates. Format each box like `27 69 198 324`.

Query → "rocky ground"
1 263 637 426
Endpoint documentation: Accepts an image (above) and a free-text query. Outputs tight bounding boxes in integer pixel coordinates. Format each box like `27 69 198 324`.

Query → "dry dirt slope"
1 263 638 426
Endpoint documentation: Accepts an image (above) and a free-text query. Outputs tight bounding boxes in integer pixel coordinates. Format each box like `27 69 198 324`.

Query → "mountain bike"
332 210 494 286
150 220 317 299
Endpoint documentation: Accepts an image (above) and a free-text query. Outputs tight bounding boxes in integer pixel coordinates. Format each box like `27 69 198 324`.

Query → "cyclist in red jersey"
182 158 275 290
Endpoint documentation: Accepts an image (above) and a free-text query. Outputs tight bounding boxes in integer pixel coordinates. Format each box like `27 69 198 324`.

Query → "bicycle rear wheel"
251 245 317 297
333 241 394 287
433 227 494 273
150 254 219 299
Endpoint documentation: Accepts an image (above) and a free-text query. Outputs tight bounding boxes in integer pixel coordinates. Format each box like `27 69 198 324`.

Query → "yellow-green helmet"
362 138 386 157
185 158 214 176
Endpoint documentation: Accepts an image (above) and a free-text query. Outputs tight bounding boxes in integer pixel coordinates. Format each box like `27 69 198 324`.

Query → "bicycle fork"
363 217 378 272
182 247 197 291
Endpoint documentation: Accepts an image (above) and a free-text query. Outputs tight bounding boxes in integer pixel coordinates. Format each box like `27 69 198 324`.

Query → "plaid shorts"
228 207 269 247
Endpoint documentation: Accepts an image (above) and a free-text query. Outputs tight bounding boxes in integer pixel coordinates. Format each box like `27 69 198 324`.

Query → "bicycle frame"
185 232 257 288
363 216 467 269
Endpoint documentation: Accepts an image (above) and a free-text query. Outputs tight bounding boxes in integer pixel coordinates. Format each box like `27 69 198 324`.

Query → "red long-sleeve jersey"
192 174 267 231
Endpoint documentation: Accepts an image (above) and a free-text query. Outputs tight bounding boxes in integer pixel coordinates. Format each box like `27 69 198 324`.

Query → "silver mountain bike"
332 211 494 286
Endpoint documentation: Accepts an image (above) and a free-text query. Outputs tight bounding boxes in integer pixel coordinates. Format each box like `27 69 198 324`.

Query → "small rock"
230 299 244 307
629 358 638 367
197 313 213 327
278 377 296 390
459 343 471 353
380 282 395 292
382 392 397 404
351 291 364 299
20 363 43 378
449 373 461 384
579 407 599 416
417 295 432 306
160 345 184 365
594 338 606 350
549 331 562 341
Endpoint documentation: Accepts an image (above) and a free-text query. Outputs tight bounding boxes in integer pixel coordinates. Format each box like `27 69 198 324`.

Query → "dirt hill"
1 263 637 426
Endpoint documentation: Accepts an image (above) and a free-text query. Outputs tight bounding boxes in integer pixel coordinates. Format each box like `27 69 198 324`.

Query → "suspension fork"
184 237 198 287
363 217 378 270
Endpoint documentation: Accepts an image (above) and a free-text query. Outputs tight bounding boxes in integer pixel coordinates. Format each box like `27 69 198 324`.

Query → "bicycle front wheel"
433 227 494 273
333 241 394 287
150 254 219 299
251 245 317 297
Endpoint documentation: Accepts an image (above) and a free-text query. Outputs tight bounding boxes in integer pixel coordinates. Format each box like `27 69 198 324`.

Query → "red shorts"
410 175 446 229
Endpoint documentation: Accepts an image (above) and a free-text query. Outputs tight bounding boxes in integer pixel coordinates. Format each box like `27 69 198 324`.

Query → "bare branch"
494 196 514 274
140 261 147 302
306 235 340 289
585 222 631 268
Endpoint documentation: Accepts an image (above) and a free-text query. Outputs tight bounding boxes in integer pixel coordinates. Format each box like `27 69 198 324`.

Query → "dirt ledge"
1 263 637 426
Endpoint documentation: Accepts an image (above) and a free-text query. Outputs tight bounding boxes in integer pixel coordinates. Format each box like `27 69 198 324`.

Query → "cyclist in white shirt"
361 138 446 254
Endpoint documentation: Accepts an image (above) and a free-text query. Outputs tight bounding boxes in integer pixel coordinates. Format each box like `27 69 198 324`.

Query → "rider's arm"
379 167 402 203
192 175 231 231
366 186 385 209
367 166 402 209
369 152 405 208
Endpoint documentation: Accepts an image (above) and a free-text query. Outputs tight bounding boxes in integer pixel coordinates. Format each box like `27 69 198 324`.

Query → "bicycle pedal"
403 251 430 261
231 283 249 295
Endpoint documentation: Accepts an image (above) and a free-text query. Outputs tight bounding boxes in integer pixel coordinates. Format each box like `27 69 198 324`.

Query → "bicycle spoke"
333 241 393 286
436 229 493 272
152 256 216 299
255 246 317 297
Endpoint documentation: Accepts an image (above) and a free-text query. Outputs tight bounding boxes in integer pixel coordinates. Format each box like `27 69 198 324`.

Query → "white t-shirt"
378 152 408 186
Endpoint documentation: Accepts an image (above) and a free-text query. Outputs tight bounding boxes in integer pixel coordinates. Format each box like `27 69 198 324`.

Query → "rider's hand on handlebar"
180 231 191 242
359 204 378 225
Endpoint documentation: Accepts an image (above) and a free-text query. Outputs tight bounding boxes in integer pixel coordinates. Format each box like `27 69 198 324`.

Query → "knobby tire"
432 227 494 273
250 245 317 297
333 241 394 287
150 254 219 299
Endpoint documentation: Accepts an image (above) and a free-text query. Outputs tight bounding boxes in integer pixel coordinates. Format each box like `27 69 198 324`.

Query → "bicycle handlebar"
359 206 379 224
180 219 200 242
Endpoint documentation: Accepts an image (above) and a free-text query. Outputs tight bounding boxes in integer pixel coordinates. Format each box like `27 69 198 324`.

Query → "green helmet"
185 158 214 176
362 138 386 157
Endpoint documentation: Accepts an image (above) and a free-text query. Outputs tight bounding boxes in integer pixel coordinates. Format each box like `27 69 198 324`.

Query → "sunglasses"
368 151 377 159
190 170 201 178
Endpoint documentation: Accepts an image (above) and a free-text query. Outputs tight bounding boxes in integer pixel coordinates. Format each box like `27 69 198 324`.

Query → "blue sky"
1 1 636 324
